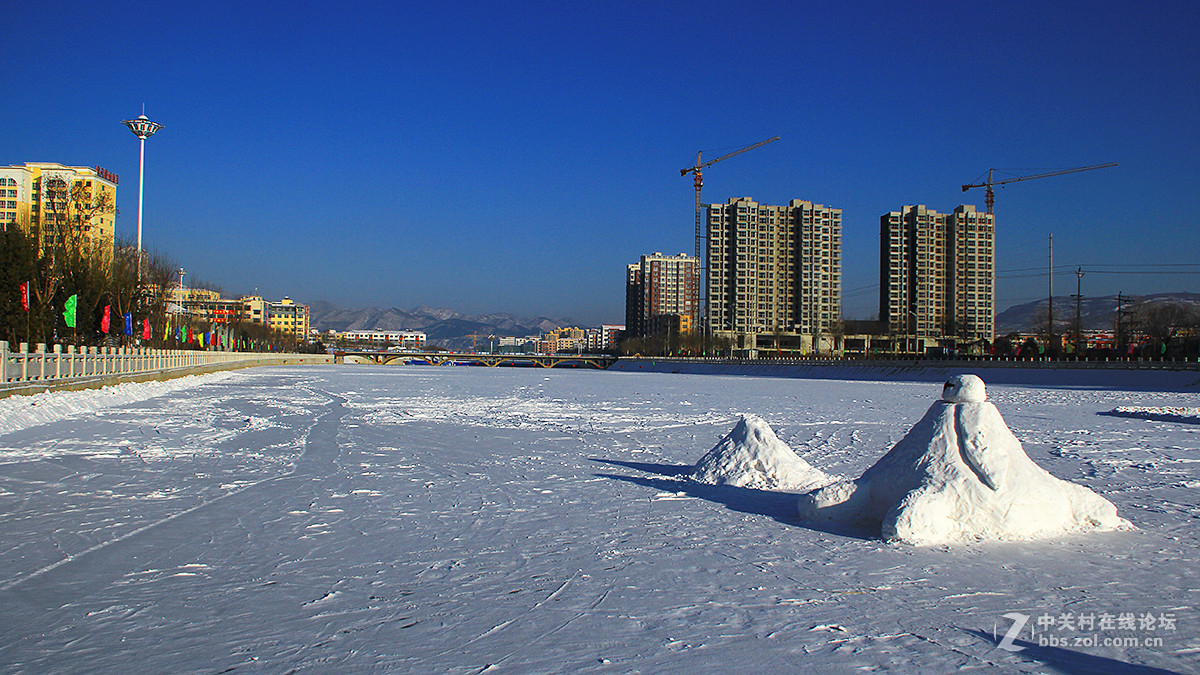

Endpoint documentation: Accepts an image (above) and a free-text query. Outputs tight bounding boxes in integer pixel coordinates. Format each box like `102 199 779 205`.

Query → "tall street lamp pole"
122 113 163 279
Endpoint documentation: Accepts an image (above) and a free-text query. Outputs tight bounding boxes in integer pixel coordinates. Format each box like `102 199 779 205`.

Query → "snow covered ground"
0 364 1197 673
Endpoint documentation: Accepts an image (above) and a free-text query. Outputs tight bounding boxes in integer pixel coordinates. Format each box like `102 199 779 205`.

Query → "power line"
1086 263 1200 268
998 264 1076 273
842 286 878 299
1089 267 1200 273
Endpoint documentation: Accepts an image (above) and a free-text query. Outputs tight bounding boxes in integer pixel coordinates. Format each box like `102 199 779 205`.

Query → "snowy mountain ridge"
308 300 575 346
995 291 1200 333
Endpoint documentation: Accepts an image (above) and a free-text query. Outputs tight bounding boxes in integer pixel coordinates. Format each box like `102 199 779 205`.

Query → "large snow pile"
0 372 234 435
797 374 1130 545
690 414 833 491
1106 406 1200 424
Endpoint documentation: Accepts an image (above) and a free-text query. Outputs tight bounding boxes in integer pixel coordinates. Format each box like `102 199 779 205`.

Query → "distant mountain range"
308 292 1199 348
995 292 1200 334
308 301 574 350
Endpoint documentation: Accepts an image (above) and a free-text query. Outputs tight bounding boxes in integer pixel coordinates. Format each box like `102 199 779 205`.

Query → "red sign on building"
93 166 119 185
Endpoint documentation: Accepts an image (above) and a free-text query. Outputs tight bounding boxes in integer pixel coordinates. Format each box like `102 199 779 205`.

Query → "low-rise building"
163 287 311 342
269 298 310 341
340 330 426 349
586 324 624 352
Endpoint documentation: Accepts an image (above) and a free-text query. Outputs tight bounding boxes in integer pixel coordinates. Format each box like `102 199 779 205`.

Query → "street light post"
122 113 163 279
176 267 186 343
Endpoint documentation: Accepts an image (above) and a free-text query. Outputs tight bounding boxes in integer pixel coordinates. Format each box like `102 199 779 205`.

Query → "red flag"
187 326 193 343
100 305 111 334
142 318 151 340
19 282 29 312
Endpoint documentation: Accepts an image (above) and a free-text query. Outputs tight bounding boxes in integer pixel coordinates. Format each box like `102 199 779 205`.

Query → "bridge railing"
337 350 618 368
614 354 1200 371
1 340 333 388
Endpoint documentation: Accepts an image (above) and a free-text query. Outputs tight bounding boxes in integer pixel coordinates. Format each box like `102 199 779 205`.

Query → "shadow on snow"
1098 410 1200 426
965 629 1185 675
590 458 873 540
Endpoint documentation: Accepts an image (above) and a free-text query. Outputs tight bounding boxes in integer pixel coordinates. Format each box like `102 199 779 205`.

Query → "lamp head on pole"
123 114 162 140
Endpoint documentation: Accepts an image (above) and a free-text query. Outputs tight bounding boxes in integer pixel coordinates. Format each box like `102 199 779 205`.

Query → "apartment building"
706 197 842 338
879 204 994 342
0 163 118 259
592 324 625 352
269 298 310 341
948 205 995 341
164 289 314 342
624 252 700 337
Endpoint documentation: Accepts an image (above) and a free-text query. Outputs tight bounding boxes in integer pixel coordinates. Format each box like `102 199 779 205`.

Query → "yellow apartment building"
268 298 310 341
0 163 119 260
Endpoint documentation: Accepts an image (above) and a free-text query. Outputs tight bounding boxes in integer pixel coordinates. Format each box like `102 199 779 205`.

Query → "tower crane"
961 162 1117 215
681 136 779 337
467 333 493 353
681 136 780 262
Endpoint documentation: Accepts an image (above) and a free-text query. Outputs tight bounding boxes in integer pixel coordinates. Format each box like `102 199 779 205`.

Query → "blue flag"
123 313 133 336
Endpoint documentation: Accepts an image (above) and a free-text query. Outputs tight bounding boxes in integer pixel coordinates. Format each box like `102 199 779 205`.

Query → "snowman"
797 374 1130 545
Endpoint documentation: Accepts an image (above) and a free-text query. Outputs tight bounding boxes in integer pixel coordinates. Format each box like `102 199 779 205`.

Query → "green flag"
63 294 78 328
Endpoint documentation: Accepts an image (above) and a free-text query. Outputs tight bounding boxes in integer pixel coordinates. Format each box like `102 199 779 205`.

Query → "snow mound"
690 414 833 491
798 374 1130 545
1106 406 1200 424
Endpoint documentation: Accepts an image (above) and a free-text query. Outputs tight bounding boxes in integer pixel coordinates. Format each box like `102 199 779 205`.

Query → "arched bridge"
334 351 618 369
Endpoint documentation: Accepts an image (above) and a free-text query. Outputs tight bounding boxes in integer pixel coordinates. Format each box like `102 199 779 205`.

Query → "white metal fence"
1 340 332 387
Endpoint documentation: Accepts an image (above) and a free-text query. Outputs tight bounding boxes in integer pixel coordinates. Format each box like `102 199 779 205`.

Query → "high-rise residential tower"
947 205 995 342
706 197 841 337
624 252 700 337
879 204 994 342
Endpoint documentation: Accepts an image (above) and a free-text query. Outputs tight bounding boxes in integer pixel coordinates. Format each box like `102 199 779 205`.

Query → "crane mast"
962 162 1117 215
680 135 780 334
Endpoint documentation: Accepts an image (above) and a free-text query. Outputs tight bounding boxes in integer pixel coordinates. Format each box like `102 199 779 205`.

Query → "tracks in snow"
0 387 347 651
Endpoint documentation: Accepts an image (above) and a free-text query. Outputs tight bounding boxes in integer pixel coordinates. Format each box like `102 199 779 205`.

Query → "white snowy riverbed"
0 365 1197 673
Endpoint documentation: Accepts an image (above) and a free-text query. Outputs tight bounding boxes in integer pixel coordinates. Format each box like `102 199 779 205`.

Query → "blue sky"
3 1 1198 326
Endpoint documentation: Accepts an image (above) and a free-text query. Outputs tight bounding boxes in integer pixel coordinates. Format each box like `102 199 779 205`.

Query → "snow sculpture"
797 374 1130 545
690 414 833 491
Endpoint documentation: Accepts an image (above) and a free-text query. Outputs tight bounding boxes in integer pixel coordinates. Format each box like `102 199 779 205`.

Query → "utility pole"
1047 234 1054 347
1072 267 1084 357
1115 292 1124 353
1116 292 1133 356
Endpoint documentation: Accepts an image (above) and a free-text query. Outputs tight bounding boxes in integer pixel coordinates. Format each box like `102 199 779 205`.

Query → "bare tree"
1136 300 1200 357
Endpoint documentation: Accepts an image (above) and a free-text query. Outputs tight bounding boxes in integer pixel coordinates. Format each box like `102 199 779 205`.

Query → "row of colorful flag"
20 282 274 350
59 295 154 338
162 322 230 348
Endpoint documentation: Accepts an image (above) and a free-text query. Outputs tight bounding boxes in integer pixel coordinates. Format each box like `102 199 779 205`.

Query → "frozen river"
0 365 1197 673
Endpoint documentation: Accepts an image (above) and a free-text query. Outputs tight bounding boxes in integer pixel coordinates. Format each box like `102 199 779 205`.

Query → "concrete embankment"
610 357 1200 392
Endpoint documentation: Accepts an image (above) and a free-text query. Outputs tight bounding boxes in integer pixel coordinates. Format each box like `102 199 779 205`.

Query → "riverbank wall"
610 357 1200 392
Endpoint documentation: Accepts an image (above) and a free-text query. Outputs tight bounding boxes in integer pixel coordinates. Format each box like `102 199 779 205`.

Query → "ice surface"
689 414 833 490
799 375 1130 545
0 366 1196 672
